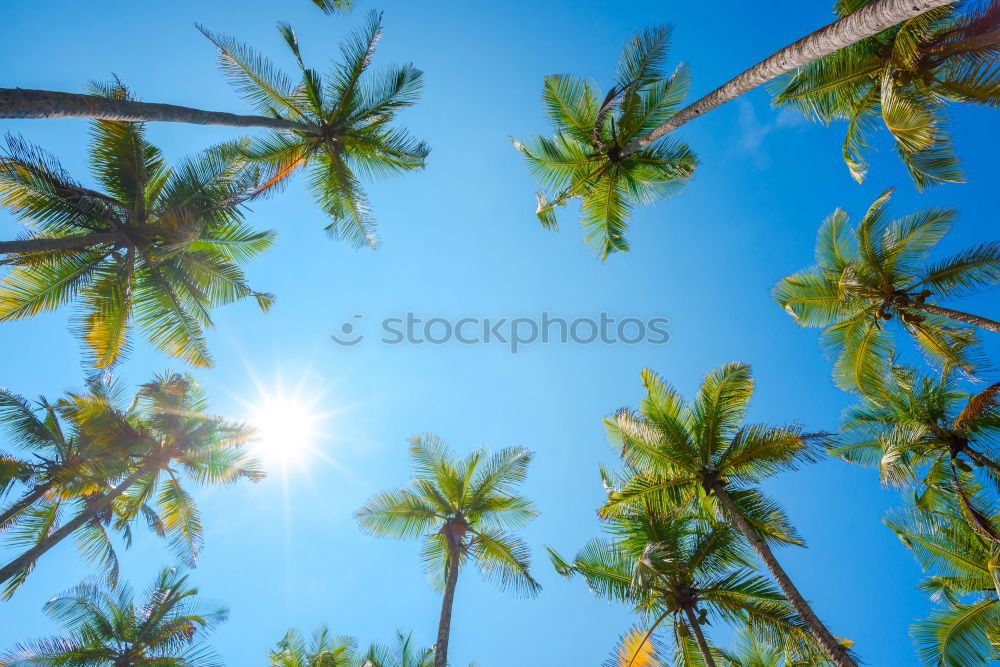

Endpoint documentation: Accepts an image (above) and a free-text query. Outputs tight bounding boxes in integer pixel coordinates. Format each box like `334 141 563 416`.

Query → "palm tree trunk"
0 465 150 587
963 445 1000 477
622 0 953 156
0 233 123 255
711 483 856 667
0 88 318 134
683 607 717 667
911 302 1000 333
434 544 461 667
0 481 54 530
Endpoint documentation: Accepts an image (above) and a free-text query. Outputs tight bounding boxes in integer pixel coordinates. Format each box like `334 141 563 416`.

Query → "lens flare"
251 395 320 464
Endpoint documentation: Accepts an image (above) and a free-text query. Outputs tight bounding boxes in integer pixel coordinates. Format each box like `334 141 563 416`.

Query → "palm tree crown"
269 626 358 666
0 83 275 368
357 630 435 667
0 375 151 598
0 372 263 597
602 366 815 546
269 626 434 667
97 373 264 563
355 434 540 595
0 376 136 541
311 0 355 14
720 624 832 666
886 490 1000 665
199 11 429 249
0 567 228 666
772 0 1000 190
549 514 820 666
601 365 856 666
773 190 1000 395
511 26 697 258
834 364 1000 490
355 434 539 667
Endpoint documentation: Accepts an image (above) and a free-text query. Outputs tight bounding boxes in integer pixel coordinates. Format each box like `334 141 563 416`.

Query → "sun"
251 395 322 464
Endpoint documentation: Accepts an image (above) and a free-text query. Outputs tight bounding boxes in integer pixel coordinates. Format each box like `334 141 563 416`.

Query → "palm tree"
834 364 1000 490
0 84 275 368
720 624 833 666
618 0 956 155
0 372 264 597
312 0 355 13
0 567 228 666
269 627 434 667
773 190 1000 396
0 0 950 145
511 25 698 258
886 490 1000 665
194 12 428 248
603 627 674 667
601 365 855 666
773 0 1000 190
0 12 426 247
0 453 31 502
355 434 540 667
357 630 435 667
514 0 954 253
549 513 822 667
0 377 131 533
269 626 358 666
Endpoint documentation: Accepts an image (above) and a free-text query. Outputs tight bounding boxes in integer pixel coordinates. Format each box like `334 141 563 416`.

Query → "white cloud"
731 99 808 168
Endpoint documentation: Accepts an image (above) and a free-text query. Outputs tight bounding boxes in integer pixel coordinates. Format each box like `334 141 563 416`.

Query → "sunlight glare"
252 395 321 465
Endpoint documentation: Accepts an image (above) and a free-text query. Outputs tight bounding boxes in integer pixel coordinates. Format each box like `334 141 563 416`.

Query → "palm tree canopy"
550 513 822 665
601 365 822 547
355 434 540 596
886 490 1000 666
0 451 31 498
1 372 263 598
103 372 265 559
268 626 434 667
312 0 355 14
358 630 435 667
772 0 1000 189
720 624 834 666
511 25 698 258
0 567 228 666
603 627 673 667
0 83 275 368
0 375 155 597
0 376 136 522
199 11 429 249
269 626 358 666
773 190 1000 395
834 364 1000 489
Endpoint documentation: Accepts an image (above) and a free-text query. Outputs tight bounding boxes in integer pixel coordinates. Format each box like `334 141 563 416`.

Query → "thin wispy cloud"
731 99 808 168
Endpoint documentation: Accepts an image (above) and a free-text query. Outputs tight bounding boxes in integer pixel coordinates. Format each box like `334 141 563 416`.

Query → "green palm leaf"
513 25 697 258
773 1 994 188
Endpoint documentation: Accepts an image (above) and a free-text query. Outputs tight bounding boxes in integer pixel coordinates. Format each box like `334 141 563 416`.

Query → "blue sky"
1 0 999 664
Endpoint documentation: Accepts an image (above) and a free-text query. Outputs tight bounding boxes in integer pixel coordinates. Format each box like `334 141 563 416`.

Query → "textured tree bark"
623 0 955 155
0 88 318 134
434 543 461 667
911 302 1000 333
712 483 857 667
0 465 150 588
0 481 53 530
683 606 718 667
0 233 123 255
